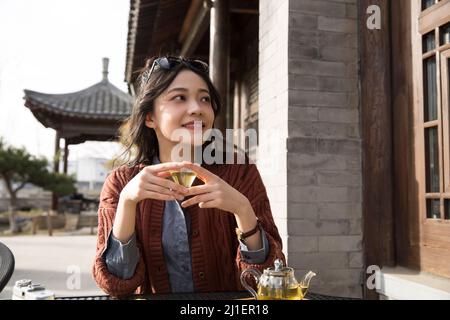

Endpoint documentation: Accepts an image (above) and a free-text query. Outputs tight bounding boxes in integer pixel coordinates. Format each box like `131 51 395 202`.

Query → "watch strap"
236 219 261 243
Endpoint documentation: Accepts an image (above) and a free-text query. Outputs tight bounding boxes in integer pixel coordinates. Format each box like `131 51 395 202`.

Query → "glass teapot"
240 259 316 300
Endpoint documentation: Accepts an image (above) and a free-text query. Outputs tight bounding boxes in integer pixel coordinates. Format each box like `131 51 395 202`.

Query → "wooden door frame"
442 49 450 194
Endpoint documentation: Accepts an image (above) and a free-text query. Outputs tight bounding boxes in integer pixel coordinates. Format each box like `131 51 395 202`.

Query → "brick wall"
258 0 290 251
259 0 362 298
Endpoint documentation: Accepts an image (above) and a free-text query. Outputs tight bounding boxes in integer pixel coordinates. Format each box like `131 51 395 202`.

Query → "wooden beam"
179 0 203 44
359 0 395 299
229 8 258 14
229 0 258 14
125 0 141 83
180 0 211 56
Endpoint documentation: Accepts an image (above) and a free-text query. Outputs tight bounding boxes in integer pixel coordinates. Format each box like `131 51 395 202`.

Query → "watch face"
235 228 244 243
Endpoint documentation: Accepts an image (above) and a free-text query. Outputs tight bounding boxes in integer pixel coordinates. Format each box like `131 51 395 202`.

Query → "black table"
0 242 15 293
56 291 359 300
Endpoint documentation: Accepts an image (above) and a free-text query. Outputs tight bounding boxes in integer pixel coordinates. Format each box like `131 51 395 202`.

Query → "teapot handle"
240 268 262 300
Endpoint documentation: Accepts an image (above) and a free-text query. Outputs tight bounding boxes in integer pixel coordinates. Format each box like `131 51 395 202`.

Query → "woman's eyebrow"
166 87 210 94
167 87 187 94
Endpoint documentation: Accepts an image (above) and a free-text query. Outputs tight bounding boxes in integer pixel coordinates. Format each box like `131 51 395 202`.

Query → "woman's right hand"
120 162 189 204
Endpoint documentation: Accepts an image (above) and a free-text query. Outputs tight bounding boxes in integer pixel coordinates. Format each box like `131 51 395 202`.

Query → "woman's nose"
187 99 202 114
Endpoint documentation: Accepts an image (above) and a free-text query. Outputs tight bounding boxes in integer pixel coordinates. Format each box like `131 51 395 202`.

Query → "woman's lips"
182 122 204 130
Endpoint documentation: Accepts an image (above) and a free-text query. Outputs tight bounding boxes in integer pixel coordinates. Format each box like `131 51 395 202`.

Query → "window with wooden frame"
418 0 450 277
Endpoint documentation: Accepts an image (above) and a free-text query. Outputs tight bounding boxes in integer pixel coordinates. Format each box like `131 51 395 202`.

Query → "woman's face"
145 69 215 148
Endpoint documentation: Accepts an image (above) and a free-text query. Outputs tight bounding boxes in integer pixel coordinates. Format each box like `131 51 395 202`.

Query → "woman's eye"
173 95 185 101
201 96 211 103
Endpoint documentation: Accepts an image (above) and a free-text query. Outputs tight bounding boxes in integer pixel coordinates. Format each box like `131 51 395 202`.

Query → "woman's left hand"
180 162 250 216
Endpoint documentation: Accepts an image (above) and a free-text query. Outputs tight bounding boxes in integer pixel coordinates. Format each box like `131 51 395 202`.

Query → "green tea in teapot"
241 259 316 300
256 285 308 300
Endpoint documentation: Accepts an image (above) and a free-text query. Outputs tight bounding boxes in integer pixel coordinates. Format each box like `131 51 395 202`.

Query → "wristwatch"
235 219 261 245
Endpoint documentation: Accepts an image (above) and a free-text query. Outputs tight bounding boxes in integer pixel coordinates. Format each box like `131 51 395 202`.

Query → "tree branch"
13 180 27 193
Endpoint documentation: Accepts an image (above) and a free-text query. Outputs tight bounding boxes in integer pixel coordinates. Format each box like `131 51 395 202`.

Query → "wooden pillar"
359 0 395 299
52 131 60 211
233 80 241 146
63 139 69 174
391 0 421 274
54 131 60 173
209 0 230 135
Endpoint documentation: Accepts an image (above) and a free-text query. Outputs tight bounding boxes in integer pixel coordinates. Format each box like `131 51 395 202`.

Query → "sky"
0 0 129 162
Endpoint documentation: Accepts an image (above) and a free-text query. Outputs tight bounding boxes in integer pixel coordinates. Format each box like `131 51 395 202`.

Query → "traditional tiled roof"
24 58 133 121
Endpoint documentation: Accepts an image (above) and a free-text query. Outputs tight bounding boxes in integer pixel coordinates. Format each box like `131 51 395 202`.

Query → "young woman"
92 56 285 297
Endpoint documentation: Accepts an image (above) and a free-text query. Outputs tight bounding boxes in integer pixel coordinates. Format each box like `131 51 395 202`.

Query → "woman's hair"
114 55 222 168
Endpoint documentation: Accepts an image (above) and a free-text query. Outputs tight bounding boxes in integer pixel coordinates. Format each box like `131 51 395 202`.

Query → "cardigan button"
192 229 199 237
198 272 205 279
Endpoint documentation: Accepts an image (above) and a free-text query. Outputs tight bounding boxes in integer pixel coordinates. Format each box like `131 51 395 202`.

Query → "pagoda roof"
24 79 132 121
23 58 134 145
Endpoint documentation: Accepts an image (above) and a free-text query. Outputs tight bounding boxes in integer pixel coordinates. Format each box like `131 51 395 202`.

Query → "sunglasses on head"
141 56 209 86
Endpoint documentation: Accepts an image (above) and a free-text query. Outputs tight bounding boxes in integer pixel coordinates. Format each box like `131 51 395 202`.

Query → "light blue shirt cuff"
239 227 270 264
103 231 140 279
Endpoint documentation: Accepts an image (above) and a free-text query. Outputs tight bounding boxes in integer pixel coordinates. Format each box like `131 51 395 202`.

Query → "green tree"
0 138 76 233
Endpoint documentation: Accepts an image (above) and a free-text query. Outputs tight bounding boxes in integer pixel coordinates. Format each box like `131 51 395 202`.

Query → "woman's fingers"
197 199 218 209
181 192 216 208
140 185 185 201
185 184 213 196
148 174 188 194
155 171 172 178
146 162 185 174
143 181 180 197
143 190 177 201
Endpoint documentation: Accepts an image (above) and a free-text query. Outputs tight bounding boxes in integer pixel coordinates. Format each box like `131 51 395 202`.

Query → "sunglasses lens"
156 57 173 70
144 57 209 86
189 60 209 73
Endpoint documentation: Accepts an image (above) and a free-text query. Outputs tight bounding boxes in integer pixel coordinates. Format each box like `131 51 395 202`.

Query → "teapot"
240 259 316 300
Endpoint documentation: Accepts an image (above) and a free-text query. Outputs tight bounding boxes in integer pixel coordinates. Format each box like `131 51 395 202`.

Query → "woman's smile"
181 120 205 130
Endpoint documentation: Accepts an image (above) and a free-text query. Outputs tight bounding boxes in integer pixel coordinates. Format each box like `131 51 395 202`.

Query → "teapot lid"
264 259 294 276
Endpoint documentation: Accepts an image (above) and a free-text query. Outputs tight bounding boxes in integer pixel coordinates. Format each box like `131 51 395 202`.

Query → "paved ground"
0 232 104 299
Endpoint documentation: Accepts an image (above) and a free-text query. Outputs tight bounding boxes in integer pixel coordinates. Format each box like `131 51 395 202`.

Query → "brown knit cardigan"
92 158 285 297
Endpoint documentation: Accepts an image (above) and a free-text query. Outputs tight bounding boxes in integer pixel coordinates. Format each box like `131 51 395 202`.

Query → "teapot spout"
300 271 316 290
